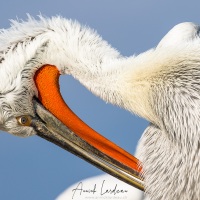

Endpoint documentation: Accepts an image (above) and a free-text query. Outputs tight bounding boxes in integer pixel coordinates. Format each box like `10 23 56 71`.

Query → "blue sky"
0 1 200 199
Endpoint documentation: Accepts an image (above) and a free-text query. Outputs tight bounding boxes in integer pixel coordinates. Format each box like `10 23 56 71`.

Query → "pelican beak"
30 65 144 191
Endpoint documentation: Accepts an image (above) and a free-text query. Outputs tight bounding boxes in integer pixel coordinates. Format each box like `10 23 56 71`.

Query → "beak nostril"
16 115 32 126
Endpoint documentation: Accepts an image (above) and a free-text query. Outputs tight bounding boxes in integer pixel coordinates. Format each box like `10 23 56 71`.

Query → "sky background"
0 1 200 199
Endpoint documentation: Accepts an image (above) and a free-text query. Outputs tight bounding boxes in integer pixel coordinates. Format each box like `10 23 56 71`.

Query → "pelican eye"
16 116 32 126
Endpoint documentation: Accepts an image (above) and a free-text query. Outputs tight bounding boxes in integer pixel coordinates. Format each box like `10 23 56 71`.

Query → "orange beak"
32 65 144 190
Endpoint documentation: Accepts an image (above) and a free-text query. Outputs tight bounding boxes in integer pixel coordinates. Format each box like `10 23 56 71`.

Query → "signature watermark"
71 180 128 199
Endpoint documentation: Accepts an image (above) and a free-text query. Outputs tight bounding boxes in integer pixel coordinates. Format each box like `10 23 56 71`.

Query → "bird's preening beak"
26 65 144 190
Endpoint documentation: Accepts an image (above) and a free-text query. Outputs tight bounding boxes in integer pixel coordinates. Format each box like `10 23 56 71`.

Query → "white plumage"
0 16 200 199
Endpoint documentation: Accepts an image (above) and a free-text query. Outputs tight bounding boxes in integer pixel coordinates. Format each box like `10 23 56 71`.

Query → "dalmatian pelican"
0 16 199 199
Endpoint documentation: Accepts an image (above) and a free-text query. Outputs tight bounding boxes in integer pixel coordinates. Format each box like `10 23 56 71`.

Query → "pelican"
0 16 199 199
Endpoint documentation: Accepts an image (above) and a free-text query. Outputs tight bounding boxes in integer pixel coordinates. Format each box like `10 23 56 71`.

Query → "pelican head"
0 16 143 190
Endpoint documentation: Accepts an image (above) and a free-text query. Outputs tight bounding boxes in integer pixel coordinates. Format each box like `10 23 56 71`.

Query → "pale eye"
16 116 32 126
